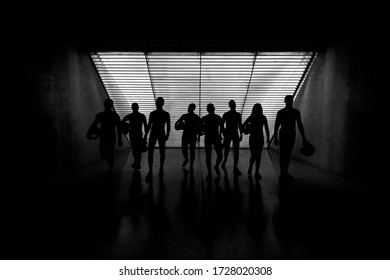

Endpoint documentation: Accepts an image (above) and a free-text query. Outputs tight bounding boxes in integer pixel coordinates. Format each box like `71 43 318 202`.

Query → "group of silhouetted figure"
88 95 309 182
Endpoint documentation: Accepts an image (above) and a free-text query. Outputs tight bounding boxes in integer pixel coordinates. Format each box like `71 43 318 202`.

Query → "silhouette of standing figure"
144 97 171 179
175 103 200 170
221 100 243 175
243 103 270 179
122 102 147 169
88 98 123 173
273 95 307 181
200 103 223 178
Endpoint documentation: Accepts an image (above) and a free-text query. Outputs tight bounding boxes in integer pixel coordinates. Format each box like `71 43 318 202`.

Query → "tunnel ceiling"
91 52 316 147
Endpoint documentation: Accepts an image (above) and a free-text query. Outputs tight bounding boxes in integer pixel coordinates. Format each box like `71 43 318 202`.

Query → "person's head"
207 103 215 114
188 103 196 113
156 97 164 108
252 103 263 116
284 95 294 108
132 102 139 112
229 100 236 110
104 99 114 110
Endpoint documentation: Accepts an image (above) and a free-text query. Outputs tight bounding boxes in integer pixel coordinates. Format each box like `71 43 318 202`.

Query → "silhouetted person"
144 97 171 179
221 100 243 175
122 102 147 169
175 103 200 169
200 103 223 178
273 95 307 181
88 98 123 173
243 103 270 179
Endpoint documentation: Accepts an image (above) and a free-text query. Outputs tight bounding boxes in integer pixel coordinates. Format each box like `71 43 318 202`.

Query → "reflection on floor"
3 149 390 260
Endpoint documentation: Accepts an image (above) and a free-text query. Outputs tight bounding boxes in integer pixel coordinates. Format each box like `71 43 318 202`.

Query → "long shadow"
177 169 201 233
206 169 244 240
142 175 168 259
247 176 266 237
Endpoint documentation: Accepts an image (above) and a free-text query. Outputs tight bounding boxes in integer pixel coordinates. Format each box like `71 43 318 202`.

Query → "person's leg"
222 136 231 167
285 140 295 177
205 137 212 177
130 136 137 168
214 138 223 176
133 136 142 169
181 134 189 167
157 136 166 176
279 134 295 179
232 135 241 175
189 135 197 168
147 135 157 176
99 139 106 161
279 143 287 177
254 137 264 179
107 136 116 173
248 135 255 175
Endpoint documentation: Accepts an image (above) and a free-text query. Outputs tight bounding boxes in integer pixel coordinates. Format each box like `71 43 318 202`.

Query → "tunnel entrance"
91 52 316 147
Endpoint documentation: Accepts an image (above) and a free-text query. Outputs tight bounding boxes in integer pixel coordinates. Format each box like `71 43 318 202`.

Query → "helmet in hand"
87 126 101 139
300 141 315 156
242 122 252 135
174 120 185 131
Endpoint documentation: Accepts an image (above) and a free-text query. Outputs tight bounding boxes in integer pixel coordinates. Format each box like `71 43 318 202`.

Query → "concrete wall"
293 38 386 183
8 37 128 179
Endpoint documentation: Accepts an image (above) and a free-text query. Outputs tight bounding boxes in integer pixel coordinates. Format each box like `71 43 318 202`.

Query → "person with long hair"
243 103 270 179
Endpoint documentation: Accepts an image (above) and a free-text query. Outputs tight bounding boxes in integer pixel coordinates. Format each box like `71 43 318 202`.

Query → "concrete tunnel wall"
8 38 129 180
292 38 386 184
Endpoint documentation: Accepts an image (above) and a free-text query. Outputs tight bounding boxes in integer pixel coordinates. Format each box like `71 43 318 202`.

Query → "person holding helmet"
273 95 308 181
175 103 200 170
87 98 123 174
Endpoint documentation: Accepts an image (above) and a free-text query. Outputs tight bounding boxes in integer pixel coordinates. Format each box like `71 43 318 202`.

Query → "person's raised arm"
296 110 307 143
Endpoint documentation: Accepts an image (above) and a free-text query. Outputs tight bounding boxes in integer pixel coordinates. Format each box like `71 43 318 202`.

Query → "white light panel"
91 52 314 147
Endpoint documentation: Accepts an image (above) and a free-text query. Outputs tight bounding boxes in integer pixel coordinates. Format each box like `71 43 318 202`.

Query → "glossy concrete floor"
2 148 390 260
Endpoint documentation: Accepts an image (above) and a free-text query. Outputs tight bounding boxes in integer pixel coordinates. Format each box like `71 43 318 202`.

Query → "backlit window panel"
91 52 315 148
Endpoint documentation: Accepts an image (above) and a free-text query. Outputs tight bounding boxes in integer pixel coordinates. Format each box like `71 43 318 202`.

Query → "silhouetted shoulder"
96 111 105 119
